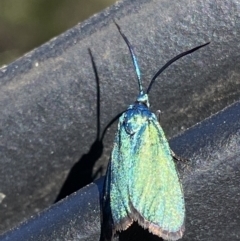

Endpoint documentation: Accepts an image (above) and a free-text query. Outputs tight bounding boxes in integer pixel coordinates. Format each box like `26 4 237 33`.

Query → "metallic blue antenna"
114 21 143 95
115 21 210 97
147 42 210 94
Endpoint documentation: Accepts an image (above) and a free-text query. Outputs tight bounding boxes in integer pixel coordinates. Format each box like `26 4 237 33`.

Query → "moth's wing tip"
130 204 185 240
148 223 185 240
101 217 133 241
114 216 134 232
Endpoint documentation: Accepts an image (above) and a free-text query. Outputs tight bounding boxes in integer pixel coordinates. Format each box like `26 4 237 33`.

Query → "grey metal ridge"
0 0 240 240
0 180 103 241
0 100 239 241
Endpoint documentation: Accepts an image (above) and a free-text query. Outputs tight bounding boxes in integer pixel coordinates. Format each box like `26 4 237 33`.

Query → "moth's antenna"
114 21 143 94
147 42 210 94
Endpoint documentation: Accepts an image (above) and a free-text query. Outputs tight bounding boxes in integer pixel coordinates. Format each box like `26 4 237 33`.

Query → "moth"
102 22 209 241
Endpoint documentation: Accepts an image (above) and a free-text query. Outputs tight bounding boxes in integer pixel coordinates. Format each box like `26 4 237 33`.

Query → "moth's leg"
171 150 191 174
171 150 189 163
156 110 161 123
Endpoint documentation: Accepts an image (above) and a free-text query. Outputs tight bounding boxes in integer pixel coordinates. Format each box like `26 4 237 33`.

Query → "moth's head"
136 93 150 108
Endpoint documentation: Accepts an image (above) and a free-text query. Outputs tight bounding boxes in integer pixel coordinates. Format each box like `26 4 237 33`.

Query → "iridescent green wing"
106 115 133 232
129 115 185 240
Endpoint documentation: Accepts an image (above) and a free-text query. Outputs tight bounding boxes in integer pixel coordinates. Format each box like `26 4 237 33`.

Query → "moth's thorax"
122 94 156 135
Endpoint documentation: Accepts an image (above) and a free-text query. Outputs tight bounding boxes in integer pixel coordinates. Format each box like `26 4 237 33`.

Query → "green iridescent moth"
102 22 209 241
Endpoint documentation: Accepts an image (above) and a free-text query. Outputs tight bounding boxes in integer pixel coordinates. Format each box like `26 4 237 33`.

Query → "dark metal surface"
0 101 239 241
0 0 239 238
0 181 103 241
172 101 240 241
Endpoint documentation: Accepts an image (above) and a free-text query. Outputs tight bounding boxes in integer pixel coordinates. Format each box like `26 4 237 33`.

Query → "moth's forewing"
128 111 185 240
103 105 185 241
